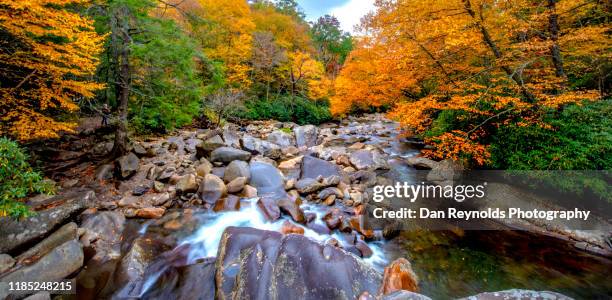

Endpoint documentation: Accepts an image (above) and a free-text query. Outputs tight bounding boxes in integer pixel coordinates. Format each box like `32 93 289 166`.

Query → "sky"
296 0 375 34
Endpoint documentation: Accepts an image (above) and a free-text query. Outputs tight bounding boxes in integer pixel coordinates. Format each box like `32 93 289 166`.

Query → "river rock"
350 150 377 170
176 174 198 193
227 177 247 194
116 153 140 179
295 178 325 194
267 130 295 147
0 189 94 253
256 197 281 221
241 135 282 159
405 157 437 170
280 220 304 235
137 258 217 300
80 211 125 261
214 195 241 212
0 254 15 273
0 240 83 299
135 207 166 219
114 235 174 287
278 197 305 223
249 161 285 197
196 135 224 158
196 159 213 176
210 147 251 164
241 185 258 198
457 289 573 300
198 174 227 204
294 125 318 147
426 159 463 185
215 227 382 300
301 156 340 179
15 222 77 264
223 126 241 148
318 187 344 200
95 163 114 180
224 160 250 183
278 156 303 180
379 258 419 295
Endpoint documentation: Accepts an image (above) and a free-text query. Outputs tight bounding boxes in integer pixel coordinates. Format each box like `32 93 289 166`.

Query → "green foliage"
489 99 612 200
93 0 207 133
238 95 332 125
0 138 54 218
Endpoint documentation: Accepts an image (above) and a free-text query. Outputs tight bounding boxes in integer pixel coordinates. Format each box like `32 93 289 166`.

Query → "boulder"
215 227 382 300
116 153 140 179
223 160 251 183
295 178 325 194
379 258 419 295
405 157 437 170
293 125 318 147
249 162 285 197
114 235 174 287
167 136 186 154
227 177 247 194
198 174 227 204
176 174 198 194
350 150 377 170
136 258 217 300
0 189 94 253
241 135 282 159
280 220 304 235
210 147 251 164
278 198 305 223
0 240 83 299
267 130 295 148
15 222 77 265
196 135 224 158
241 185 258 198
301 156 340 180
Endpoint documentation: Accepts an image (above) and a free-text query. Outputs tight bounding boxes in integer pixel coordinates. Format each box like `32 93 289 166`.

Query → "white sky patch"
329 0 375 34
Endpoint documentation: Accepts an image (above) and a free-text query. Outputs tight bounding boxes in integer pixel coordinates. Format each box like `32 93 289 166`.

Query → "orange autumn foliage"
0 0 105 141
332 0 607 165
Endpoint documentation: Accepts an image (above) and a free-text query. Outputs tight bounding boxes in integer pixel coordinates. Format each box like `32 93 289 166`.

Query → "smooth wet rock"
294 125 318 147
80 211 125 261
139 258 216 300
116 153 140 179
280 220 304 235
382 291 432 300
256 197 281 221
456 289 573 300
301 156 340 179
0 189 94 253
227 177 247 194
15 222 77 264
278 197 305 223
224 160 250 183
214 195 241 212
267 130 295 148
198 174 227 204
215 227 382 300
379 258 419 295
114 235 174 287
210 147 251 164
241 185 258 198
0 240 83 299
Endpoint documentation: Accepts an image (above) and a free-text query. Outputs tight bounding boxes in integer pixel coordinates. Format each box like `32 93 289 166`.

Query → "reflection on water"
383 229 612 299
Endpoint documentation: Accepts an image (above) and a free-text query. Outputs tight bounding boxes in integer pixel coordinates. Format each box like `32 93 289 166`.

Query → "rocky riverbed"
0 114 609 299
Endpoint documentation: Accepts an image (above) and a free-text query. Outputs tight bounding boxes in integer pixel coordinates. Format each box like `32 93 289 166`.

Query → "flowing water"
112 117 610 299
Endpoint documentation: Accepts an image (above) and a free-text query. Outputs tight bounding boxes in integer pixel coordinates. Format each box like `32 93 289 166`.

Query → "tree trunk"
111 7 131 157
462 0 536 102
547 0 565 78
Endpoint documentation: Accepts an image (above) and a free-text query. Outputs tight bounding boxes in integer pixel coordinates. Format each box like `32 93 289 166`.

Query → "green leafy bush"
238 95 332 125
0 138 54 218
